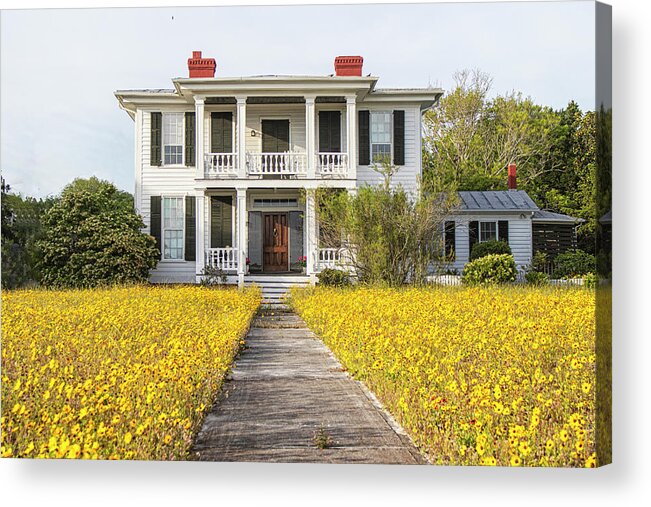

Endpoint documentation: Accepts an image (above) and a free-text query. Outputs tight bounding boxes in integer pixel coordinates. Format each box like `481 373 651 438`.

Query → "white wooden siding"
443 214 533 273
355 104 421 194
140 109 197 283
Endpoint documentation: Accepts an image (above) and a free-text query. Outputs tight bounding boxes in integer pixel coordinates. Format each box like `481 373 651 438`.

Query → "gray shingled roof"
458 191 539 211
532 210 583 223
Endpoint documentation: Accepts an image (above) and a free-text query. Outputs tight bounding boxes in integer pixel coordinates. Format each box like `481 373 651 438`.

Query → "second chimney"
188 51 216 78
334 56 364 76
507 163 517 190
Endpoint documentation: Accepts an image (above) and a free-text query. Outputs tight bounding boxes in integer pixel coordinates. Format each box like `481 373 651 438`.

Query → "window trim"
369 110 393 164
478 220 499 243
162 112 185 167
161 195 185 261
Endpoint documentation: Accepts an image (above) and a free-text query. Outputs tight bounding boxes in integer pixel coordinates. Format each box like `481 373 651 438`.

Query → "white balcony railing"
317 153 348 177
316 247 354 272
204 153 238 178
205 248 238 271
247 152 307 177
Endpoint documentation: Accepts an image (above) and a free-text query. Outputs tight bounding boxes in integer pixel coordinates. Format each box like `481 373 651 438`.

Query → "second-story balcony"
194 93 358 182
203 151 350 179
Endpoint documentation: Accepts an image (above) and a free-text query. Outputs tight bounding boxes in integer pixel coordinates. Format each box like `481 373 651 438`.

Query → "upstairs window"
370 111 392 163
163 113 184 165
162 197 184 260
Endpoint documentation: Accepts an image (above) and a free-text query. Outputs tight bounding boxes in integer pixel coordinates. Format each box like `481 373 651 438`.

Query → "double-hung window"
479 221 498 242
162 197 184 260
370 111 392 163
163 113 184 165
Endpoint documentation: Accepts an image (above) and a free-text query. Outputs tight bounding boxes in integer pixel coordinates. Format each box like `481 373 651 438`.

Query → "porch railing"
316 247 353 272
247 152 307 176
205 248 238 271
204 153 238 178
317 153 348 177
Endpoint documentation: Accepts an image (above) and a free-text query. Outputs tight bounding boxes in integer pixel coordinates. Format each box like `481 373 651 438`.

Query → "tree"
37 179 158 288
423 71 599 254
316 161 458 286
1 177 56 288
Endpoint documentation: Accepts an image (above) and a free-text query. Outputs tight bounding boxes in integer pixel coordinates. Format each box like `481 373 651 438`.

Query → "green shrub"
470 239 512 261
317 268 351 287
525 271 549 286
553 249 596 278
462 254 518 286
531 251 550 273
582 272 598 288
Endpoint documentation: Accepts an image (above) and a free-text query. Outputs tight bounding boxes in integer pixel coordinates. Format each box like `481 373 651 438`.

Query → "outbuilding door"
263 213 289 272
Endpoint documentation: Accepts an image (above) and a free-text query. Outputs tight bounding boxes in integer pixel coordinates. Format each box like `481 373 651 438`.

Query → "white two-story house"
115 52 442 289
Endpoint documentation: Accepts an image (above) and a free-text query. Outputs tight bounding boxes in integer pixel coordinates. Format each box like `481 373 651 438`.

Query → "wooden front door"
263 213 289 272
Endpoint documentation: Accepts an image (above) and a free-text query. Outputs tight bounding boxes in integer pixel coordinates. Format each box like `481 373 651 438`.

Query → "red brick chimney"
334 56 363 76
188 51 216 78
507 163 517 190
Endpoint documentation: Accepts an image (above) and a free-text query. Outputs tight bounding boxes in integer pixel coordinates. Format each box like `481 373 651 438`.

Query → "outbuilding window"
163 113 184 165
479 221 498 242
162 197 184 260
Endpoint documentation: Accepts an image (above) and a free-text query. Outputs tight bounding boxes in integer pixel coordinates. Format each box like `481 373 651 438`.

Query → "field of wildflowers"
1 285 260 460
291 285 597 467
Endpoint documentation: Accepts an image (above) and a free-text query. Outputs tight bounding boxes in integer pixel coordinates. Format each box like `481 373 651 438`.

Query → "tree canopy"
422 69 598 252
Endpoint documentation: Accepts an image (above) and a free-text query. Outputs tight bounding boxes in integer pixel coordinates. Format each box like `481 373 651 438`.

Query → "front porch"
195 187 352 286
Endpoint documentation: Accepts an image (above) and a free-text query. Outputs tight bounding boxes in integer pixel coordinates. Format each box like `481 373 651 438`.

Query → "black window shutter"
498 221 509 244
445 221 456 260
469 221 479 255
319 111 341 153
150 196 162 258
358 110 370 165
211 112 233 153
150 112 162 166
185 112 195 167
185 196 196 261
393 110 405 166
211 196 233 248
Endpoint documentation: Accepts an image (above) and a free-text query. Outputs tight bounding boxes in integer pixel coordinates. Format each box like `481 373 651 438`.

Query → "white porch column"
305 95 316 179
305 189 317 284
346 95 357 180
194 96 205 179
236 96 247 178
236 187 247 287
195 193 206 282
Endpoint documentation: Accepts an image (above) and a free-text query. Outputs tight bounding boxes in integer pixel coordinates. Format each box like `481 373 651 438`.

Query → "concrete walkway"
191 305 425 464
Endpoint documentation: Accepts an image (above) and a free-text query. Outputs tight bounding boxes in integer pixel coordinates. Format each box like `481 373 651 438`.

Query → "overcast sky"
1 1 596 198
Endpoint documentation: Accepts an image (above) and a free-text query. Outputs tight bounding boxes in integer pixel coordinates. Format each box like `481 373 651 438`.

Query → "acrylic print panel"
0 0 611 467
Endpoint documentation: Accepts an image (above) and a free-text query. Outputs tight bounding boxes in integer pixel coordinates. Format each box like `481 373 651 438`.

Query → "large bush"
553 249 596 278
470 239 512 261
315 162 458 286
37 180 159 288
462 253 518 285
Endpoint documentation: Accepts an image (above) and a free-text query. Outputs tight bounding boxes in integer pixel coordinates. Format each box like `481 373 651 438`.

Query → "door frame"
262 212 290 273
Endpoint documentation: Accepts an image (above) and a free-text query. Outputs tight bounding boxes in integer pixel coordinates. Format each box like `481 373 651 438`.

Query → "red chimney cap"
507 163 517 190
188 50 216 78
334 56 364 77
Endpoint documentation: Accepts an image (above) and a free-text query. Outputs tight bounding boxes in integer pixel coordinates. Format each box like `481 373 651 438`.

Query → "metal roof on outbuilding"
458 190 539 211
532 210 584 223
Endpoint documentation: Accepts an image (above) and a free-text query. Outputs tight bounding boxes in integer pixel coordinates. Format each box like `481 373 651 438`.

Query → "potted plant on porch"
297 255 307 274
